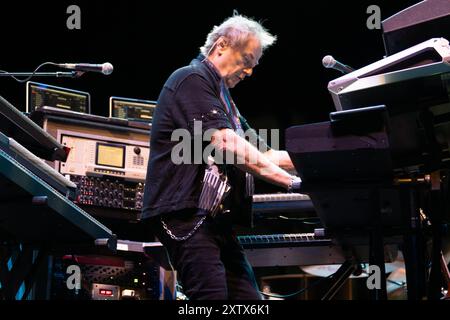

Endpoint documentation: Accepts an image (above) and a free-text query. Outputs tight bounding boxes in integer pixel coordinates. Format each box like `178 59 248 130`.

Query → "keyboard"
252 193 310 202
237 232 399 267
252 193 315 215
237 232 330 248
1 134 77 199
0 132 115 248
114 231 398 268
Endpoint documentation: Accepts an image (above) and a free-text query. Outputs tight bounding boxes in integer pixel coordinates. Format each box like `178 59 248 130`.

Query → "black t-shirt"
141 56 233 219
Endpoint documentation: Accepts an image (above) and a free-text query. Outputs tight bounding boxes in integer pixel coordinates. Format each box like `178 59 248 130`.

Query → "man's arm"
238 115 296 173
211 128 294 189
263 149 296 173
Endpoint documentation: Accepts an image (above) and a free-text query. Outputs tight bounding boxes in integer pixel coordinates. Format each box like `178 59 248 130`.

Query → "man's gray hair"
200 15 277 56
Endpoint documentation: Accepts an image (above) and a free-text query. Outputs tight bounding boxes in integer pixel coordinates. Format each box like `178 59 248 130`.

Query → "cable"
387 279 406 287
278 216 322 225
260 274 334 299
0 62 59 83
261 216 322 225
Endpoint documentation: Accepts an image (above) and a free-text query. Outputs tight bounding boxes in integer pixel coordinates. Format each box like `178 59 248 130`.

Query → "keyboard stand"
320 231 389 301
0 244 50 300
368 188 388 300
319 188 392 300
321 259 360 300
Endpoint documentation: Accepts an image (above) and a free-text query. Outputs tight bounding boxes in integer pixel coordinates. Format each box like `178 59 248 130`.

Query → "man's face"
214 36 262 88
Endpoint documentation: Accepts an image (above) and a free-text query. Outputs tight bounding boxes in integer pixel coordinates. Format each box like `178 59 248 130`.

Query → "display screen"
96 143 125 168
110 96 156 122
27 81 90 113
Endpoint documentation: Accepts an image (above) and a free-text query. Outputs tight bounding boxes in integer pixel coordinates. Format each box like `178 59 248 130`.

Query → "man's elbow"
211 128 238 153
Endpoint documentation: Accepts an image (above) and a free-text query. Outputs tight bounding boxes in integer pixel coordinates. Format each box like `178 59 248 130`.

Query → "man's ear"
217 37 229 52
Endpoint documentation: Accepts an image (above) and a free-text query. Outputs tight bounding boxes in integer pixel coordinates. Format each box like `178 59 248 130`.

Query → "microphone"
57 62 114 75
322 55 354 74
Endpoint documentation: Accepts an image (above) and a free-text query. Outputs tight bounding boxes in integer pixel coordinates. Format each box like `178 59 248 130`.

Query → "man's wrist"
287 175 302 192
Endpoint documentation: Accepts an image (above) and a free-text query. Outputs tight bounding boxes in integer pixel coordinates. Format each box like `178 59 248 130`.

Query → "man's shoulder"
170 65 203 81
165 61 212 91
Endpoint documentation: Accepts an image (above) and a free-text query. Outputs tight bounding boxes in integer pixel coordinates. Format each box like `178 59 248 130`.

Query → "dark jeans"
145 209 261 300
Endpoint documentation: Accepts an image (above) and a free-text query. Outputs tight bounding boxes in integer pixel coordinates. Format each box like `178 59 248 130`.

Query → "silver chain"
160 215 207 241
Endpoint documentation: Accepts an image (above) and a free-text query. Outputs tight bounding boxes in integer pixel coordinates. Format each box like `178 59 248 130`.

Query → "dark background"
0 0 420 146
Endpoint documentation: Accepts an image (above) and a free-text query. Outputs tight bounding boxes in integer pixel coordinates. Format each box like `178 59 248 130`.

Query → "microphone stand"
0 71 83 78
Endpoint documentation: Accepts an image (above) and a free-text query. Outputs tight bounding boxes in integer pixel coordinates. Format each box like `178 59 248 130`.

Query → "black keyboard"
237 232 331 249
236 232 399 267
252 193 314 215
0 133 115 248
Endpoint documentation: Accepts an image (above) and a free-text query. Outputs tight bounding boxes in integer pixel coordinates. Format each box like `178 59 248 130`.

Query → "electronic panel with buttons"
58 130 149 212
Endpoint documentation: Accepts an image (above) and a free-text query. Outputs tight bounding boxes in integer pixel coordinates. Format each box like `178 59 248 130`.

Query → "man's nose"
243 68 253 77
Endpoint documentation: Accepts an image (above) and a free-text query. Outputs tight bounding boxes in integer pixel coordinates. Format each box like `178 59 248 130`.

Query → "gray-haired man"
142 14 300 300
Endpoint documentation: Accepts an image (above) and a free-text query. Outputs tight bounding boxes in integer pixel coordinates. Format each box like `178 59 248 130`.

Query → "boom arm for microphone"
322 55 354 74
